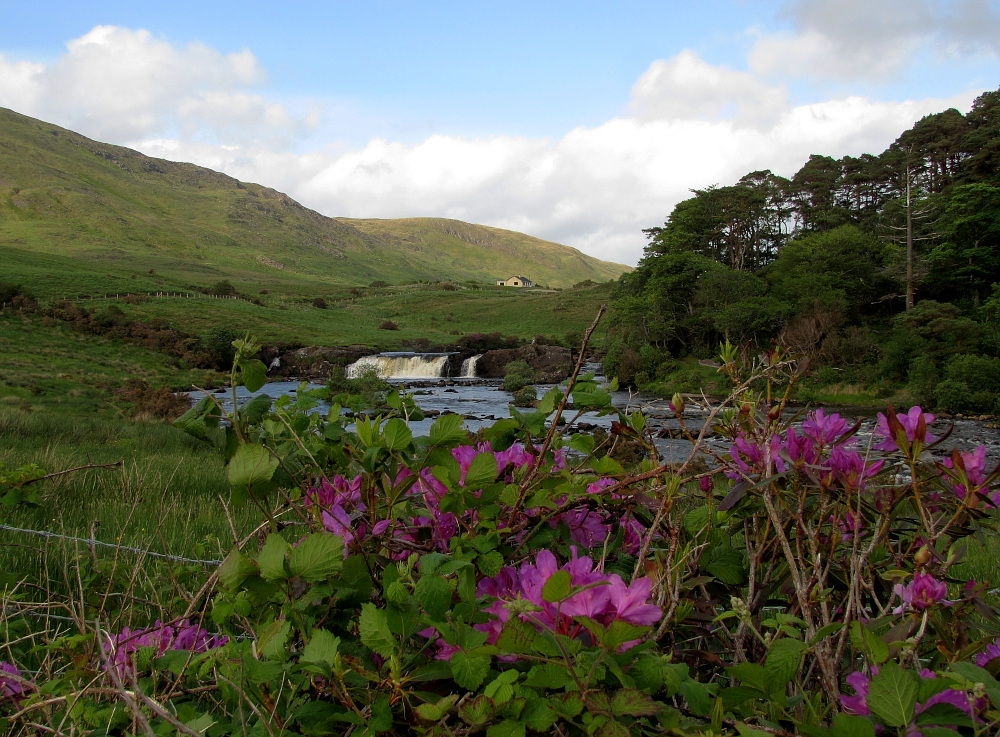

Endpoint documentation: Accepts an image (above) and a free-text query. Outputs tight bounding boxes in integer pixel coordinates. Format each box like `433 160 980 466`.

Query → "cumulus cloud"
750 0 1000 81
629 50 790 128
138 69 974 267
0 26 988 266
0 25 311 146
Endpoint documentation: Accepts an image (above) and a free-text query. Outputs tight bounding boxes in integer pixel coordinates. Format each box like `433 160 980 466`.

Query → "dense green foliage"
608 89 1000 414
4 340 1000 736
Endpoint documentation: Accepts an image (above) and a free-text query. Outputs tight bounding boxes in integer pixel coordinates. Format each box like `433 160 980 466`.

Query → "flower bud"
671 393 685 414
914 546 932 567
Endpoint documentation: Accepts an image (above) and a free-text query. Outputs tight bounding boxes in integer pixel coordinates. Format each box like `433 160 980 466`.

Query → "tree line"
606 88 1000 414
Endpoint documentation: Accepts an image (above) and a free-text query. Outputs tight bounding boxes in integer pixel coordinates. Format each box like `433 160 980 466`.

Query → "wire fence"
0 524 223 565
1 291 258 310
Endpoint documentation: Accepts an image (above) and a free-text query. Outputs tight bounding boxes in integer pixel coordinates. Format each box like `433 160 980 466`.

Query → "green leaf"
464 451 499 490
239 358 269 393
849 620 890 665
458 695 496 726
218 548 258 590
256 619 291 661
704 546 747 585
496 617 536 655
809 622 846 645
611 688 660 717
301 628 340 667
735 725 773 737
359 603 396 658
728 662 771 692
370 693 393 733
765 638 806 690
415 574 452 619
382 418 412 451
240 393 272 425
866 660 918 728
521 699 557 732
477 550 504 577
241 654 284 684
257 534 289 582
288 533 343 582
541 569 572 603
430 414 467 446
486 720 525 737
599 620 650 651
830 713 876 737
567 433 595 456
227 443 278 487
450 651 491 690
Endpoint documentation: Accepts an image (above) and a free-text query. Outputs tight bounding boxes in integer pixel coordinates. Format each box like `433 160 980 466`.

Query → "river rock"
270 345 376 380
476 345 574 383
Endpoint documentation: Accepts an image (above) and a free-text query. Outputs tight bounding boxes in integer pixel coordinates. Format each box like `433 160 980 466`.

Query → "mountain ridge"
0 107 630 292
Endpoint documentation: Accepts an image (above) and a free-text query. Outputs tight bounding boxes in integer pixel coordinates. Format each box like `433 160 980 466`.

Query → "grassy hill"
0 107 629 294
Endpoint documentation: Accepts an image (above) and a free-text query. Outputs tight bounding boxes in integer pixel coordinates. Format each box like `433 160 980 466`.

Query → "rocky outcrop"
476 345 575 383
269 345 375 380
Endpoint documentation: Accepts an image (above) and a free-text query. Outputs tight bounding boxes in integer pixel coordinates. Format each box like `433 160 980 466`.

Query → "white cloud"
630 50 790 128
0 26 989 267
0 25 309 146
750 0 1000 81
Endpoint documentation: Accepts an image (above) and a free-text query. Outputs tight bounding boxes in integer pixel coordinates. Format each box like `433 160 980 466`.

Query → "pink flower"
875 406 936 452
802 408 851 446
103 620 227 679
0 661 33 705
893 573 950 613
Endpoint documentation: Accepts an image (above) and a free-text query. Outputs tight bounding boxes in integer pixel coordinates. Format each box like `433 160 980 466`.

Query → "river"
188 374 999 468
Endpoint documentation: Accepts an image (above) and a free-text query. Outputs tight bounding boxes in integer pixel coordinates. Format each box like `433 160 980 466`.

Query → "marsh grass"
0 408 256 593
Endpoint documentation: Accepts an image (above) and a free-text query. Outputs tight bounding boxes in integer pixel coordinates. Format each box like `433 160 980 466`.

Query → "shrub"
502 359 535 392
510 385 537 406
369 280 389 288
312 297 327 309
378 319 399 330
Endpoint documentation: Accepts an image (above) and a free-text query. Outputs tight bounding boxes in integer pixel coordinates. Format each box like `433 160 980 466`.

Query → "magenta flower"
826 446 885 491
941 446 996 507
475 548 661 651
0 661 33 705
802 408 851 446
103 620 228 679
893 573 950 613
875 406 936 452
976 637 1000 668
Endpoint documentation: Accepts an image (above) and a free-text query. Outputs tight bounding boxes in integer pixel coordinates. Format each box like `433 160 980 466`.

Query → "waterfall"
460 354 481 378
346 353 453 379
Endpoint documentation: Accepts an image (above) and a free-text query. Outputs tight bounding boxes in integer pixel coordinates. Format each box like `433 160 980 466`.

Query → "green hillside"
0 107 629 293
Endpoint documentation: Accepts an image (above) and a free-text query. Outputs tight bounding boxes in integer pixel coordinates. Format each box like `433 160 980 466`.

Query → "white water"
347 353 452 379
460 355 481 378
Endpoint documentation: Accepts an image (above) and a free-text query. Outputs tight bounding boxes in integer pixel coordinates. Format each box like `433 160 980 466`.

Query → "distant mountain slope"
338 217 627 287
0 107 630 290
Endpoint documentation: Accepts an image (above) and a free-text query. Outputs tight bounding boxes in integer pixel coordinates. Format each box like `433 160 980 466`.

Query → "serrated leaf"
704 546 746 585
450 651 491 690
359 603 396 658
257 534 289 582
240 393 272 425
477 550 504 577
568 433 595 455
239 359 269 393
301 628 340 667
611 688 660 716
765 638 806 689
487 719 526 737
849 620 890 665
867 660 918 728
370 693 393 733
541 569 572 603
227 443 278 487
592 718 629 737
218 548 258 590
496 617 536 654
830 712 876 737
459 694 496 726
464 451 499 490
382 418 412 451
415 574 452 619
256 619 291 660
728 662 771 692
288 533 343 582
430 414 467 446
600 619 650 651
415 703 443 721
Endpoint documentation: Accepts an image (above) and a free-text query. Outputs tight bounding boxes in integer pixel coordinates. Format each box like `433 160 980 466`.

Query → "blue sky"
1 1 997 265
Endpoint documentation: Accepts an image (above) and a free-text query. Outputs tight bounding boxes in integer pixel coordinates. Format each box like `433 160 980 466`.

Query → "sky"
0 1 997 267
